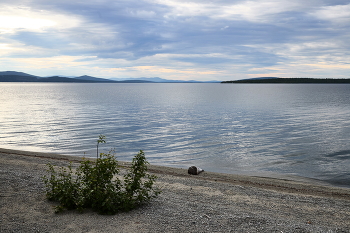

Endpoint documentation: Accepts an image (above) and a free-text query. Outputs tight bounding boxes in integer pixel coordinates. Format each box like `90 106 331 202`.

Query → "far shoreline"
1 147 350 200
222 77 350 84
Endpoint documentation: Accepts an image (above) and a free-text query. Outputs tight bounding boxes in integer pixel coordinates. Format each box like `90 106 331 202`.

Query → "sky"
0 0 349 81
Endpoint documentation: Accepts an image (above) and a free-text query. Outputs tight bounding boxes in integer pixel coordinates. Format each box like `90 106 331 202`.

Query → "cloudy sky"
0 0 349 81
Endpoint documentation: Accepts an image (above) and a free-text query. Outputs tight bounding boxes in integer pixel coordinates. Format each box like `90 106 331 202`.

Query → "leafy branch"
96 134 106 158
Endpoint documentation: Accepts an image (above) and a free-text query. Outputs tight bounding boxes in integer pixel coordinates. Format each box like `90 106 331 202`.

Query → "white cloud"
218 0 301 22
0 0 349 80
310 3 350 25
0 16 56 33
155 0 317 23
0 6 81 34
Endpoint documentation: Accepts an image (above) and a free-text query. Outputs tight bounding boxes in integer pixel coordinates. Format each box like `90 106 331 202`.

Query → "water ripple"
1 83 350 187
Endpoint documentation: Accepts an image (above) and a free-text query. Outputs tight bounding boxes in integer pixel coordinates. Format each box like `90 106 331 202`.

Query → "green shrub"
42 150 161 215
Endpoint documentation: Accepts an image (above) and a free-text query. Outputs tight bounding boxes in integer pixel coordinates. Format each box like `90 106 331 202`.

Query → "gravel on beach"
1 148 350 233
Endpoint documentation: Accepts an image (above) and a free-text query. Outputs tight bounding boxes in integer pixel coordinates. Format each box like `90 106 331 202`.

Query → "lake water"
1 83 350 187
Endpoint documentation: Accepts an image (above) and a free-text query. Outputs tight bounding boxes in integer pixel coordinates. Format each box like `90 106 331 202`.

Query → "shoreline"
1 147 349 200
2 148 350 232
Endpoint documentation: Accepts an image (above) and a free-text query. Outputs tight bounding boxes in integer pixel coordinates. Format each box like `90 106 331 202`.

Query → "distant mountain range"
2 72 349 83
0 71 219 83
222 77 350 84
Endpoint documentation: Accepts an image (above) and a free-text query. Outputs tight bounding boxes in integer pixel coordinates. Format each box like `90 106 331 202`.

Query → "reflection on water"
1 83 350 187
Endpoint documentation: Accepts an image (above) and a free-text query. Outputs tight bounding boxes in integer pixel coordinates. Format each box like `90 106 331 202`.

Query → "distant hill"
0 71 220 83
128 77 214 83
0 71 38 77
222 78 350 84
118 79 154 83
0 72 118 83
0 75 39 82
111 77 219 83
38 76 102 83
113 77 168 82
245 77 279 80
0 71 40 82
74 75 116 82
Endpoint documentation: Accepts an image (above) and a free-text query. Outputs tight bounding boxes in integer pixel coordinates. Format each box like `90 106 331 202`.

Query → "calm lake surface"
1 83 350 187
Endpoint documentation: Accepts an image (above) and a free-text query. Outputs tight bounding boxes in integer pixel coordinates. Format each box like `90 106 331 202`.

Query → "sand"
1 148 350 232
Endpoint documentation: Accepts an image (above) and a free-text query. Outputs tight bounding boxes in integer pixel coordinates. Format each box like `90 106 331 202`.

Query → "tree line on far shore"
222 78 350 84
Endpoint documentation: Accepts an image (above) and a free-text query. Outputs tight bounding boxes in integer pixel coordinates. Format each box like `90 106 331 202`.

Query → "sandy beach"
1 148 350 232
